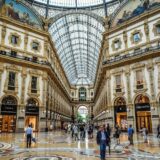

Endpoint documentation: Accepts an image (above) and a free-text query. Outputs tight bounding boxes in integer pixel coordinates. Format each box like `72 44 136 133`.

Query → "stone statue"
104 16 111 30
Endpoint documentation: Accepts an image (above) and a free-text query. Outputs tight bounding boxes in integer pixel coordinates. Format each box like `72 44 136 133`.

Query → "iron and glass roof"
25 0 120 85
49 13 104 85
33 0 112 7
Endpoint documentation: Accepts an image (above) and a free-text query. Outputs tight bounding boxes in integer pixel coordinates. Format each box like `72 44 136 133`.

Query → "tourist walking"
106 123 111 155
114 125 121 145
26 124 33 148
71 124 74 138
128 124 134 145
80 125 85 140
96 125 110 160
140 126 148 143
157 123 160 138
73 125 79 141
88 125 93 139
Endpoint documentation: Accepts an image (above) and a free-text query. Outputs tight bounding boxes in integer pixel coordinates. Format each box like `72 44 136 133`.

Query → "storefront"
0 96 17 133
135 95 152 133
114 97 127 131
25 98 39 132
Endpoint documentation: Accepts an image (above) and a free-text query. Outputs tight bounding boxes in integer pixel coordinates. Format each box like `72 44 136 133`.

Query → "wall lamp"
106 110 110 113
21 109 25 113
151 106 155 111
127 108 130 112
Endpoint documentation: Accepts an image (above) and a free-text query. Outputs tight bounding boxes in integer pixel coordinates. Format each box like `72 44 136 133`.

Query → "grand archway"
25 98 39 131
135 94 152 133
114 97 127 131
77 106 88 123
1 96 17 132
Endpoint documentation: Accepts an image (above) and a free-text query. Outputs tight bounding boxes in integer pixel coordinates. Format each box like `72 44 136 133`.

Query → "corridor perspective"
0 0 160 159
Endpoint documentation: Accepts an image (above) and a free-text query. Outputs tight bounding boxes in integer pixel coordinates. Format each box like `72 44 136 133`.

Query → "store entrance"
135 95 152 133
0 96 17 133
25 116 38 131
136 111 152 132
1 115 16 132
114 97 127 132
25 98 39 132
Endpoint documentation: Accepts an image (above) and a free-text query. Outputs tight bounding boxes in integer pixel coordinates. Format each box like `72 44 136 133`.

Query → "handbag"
32 137 36 143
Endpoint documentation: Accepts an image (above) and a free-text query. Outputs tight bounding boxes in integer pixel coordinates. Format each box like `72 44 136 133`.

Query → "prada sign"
135 103 150 111
26 106 39 115
1 105 17 115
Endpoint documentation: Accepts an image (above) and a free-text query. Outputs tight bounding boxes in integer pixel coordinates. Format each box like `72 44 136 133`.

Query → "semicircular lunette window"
49 13 104 85
34 0 112 7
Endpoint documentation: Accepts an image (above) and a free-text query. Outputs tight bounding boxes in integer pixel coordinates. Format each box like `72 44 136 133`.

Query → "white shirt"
26 127 33 135
101 131 106 140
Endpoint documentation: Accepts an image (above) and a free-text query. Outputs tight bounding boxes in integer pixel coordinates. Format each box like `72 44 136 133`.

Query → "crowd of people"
25 121 160 160
64 123 94 141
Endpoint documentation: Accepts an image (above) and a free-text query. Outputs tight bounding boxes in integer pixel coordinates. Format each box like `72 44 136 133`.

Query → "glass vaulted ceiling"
49 14 104 85
35 0 112 7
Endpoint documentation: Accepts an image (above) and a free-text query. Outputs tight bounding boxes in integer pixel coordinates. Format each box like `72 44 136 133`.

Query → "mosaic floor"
0 131 160 160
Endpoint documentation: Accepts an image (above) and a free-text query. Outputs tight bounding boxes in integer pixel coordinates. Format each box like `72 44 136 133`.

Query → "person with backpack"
128 124 134 145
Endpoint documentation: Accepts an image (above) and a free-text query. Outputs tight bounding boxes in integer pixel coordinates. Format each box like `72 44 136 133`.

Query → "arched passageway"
77 106 88 123
135 94 152 133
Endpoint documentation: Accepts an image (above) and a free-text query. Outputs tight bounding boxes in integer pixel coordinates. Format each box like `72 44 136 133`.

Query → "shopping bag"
32 137 36 143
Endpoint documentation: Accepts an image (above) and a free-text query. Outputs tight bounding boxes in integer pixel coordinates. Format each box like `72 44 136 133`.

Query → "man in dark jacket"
96 125 110 160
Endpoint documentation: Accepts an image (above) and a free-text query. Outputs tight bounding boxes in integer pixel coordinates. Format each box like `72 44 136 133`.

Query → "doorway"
25 116 38 131
114 97 127 131
135 95 152 133
77 106 88 123
1 96 17 133
25 98 39 131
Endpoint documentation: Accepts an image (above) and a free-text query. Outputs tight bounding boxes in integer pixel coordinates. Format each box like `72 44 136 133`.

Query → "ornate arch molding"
48 10 105 25
26 97 42 107
110 0 129 25
0 94 19 105
112 96 127 106
132 93 151 105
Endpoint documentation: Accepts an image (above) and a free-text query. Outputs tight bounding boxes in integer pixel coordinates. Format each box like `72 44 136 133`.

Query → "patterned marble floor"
0 131 159 160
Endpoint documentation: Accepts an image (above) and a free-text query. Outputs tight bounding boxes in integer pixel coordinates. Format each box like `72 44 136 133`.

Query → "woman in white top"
140 126 148 143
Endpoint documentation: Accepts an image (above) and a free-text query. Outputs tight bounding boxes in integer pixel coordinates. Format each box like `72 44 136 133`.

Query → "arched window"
79 87 86 101
2 96 17 105
135 95 149 104
114 97 126 106
27 98 38 107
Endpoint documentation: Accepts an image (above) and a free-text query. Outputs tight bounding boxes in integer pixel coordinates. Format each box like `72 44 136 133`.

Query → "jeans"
128 134 133 144
26 134 32 148
100 140 107 160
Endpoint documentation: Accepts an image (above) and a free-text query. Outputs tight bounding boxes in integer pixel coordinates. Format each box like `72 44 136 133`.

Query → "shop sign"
135 103 150 111
26 106 39 115
115 105 126 112
1 105 17 115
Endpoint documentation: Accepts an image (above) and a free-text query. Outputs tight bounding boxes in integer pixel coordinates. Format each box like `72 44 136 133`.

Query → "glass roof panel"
49 13 104 85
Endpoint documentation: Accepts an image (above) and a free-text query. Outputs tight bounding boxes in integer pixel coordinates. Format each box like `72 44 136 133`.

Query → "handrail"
0 50 69 95
103 45 160 65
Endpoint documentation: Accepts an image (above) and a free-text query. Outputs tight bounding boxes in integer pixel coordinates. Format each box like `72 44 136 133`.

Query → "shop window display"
114 97 127 131
135 95 152 133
